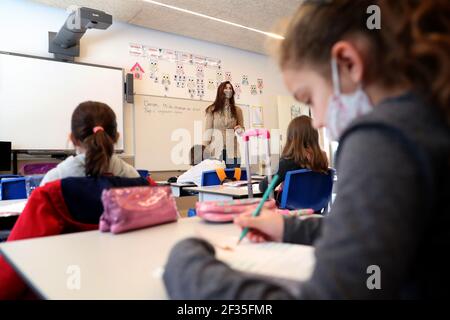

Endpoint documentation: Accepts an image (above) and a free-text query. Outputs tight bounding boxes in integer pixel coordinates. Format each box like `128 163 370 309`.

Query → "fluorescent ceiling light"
142 0 285 40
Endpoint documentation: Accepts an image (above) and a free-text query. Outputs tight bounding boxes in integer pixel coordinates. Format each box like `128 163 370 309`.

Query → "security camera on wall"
48 6 112 61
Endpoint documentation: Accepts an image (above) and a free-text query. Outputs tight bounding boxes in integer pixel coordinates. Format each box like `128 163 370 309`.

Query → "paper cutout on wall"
129 43 144 57
290 105 302 119
175 62 185 76
161 73 171 92
216 70 224 86
187 77 196 99
207 79 215 91
250 84 258 95
148 59 159 83
130 62 145 80
251 106 264 127
197 78 205 100
174 62 186 88
242 75 249 86
174 75 186 88
234 83 242 99
225 71 232 82
196 65 205 79
257 78 264 94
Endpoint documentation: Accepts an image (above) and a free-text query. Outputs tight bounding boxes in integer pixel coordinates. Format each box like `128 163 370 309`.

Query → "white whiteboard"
134 94 249 171
0 52 124 150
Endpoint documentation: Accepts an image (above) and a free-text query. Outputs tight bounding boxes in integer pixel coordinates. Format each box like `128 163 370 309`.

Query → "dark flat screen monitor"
0 141 12 171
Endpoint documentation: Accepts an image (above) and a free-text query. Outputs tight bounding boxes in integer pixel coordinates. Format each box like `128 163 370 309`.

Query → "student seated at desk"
177 145 225 186
40 101 140 185
259 115 328 194
163 0 450 299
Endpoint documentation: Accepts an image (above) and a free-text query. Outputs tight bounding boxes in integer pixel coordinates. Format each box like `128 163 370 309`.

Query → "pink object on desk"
21 163 57 175
242 128 270 141
196 198 276 223
99 186 178 234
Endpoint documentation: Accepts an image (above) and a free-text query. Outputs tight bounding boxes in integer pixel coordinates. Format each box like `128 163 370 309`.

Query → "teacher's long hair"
205 81 238 119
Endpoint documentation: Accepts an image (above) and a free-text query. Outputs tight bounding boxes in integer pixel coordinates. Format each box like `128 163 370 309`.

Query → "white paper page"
212 236 316 282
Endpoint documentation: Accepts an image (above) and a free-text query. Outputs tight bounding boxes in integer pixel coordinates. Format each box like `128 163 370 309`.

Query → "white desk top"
170 182 196 187
0 218 238 299
0 217 315 299
184 184 262 197
0 199 27 217
251 175 266 181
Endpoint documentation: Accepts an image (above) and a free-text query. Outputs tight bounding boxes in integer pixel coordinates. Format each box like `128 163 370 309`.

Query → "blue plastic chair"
201 169 248 186
0 174 22 181
279 168 335 212
137 170 150 178
24 174 45 197
0 177 27 200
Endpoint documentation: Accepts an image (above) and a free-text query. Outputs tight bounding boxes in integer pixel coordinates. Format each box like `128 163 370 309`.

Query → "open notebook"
210 236 316 282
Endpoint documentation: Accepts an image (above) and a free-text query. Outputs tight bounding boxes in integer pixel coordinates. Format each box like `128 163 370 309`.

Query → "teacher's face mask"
326 58 373 141
224 89 233 99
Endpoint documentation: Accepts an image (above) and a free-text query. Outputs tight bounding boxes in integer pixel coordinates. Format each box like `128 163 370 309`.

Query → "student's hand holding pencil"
234 208 284 243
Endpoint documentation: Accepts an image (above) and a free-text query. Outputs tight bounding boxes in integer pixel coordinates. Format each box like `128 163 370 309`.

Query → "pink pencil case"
99 186 179 234
196 198 276 222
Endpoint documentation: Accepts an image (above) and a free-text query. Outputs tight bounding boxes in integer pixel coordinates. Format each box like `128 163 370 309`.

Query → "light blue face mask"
326 58 374 141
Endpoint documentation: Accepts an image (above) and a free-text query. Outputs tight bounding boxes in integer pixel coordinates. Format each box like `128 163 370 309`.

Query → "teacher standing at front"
204 81 244 168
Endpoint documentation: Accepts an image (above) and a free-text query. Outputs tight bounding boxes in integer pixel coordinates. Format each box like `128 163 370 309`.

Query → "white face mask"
326 58 373 141
224 89 233 99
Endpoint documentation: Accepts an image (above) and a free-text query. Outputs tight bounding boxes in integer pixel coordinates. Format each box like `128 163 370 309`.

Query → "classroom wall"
0 0 289 168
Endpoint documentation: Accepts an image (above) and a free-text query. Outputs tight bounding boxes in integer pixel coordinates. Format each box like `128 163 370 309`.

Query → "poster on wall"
129 43 145 57
251 106 264 127
205 57 221 69
176 51 192 64
161 49 177 62
192 54 207 66
146 46 161 59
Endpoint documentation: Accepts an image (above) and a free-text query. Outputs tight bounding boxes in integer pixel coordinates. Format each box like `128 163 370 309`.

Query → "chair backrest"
201 169 248 186
0 174 22 181
0 177 27 200
279 168 335 212
21 163 57 175
24 174 45 197
137 169 150 178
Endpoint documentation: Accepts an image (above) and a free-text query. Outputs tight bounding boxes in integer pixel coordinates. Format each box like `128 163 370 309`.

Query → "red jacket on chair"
0 176 149 300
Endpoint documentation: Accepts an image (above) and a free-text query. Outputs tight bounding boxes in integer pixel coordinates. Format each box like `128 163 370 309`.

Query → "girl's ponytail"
83 127 114 176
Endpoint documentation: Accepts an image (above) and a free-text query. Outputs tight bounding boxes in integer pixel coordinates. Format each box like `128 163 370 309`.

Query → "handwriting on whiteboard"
143 100 201 115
